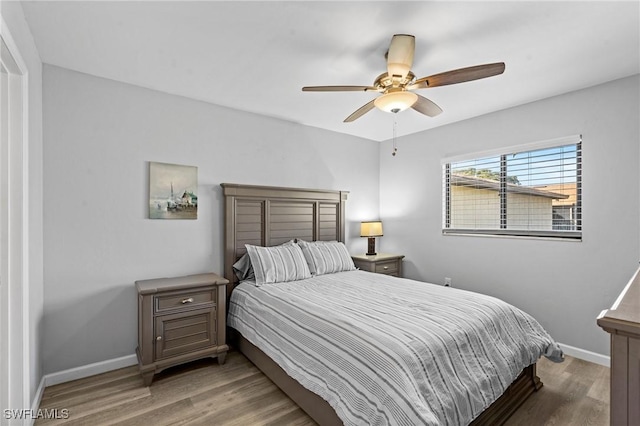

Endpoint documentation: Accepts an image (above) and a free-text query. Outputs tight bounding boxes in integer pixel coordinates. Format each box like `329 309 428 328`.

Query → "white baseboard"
558 342 610 367
43 354 137 387
28 376 47 426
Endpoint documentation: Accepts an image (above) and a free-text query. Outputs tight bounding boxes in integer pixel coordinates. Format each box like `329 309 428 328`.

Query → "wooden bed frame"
221 182 542 425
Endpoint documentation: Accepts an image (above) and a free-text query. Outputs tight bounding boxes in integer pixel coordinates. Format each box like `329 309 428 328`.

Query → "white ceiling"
20 1 640 142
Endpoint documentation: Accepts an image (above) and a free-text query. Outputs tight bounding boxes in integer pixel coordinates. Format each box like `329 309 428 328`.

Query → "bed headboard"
221 183 349 288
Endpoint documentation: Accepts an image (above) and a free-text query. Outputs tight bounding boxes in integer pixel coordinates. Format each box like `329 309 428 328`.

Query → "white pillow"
245 243 311 286
297 240 356 275
233 240 295 282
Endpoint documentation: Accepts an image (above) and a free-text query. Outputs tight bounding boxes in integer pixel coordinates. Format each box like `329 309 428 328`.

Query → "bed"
221 183 562 425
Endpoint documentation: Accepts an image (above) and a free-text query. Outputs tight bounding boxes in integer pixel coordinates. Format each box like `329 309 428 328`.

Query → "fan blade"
344 99 376 122
302 85 378 92
409 62 505 89
386 34 415 79
411 95 443 117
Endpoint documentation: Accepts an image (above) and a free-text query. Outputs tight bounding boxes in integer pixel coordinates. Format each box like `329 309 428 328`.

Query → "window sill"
442 230 582 242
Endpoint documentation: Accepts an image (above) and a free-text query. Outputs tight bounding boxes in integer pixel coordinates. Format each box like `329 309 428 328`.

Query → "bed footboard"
234 331 541 426
470 363 542 425
235 332 342 426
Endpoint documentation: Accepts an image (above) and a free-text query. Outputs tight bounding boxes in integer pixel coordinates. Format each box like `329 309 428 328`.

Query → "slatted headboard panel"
221 183 349 288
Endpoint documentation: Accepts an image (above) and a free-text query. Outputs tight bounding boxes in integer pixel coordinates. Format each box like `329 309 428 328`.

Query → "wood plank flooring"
504 355 609 426
36 351 609 425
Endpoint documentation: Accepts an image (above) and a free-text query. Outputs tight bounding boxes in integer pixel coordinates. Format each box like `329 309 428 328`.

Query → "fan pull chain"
392 118 398 156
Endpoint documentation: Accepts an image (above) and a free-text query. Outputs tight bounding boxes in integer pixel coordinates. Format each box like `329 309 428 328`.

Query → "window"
443 136 582 239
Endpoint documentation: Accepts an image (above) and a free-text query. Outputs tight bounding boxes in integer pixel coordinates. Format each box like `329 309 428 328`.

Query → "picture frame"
149 161 198 220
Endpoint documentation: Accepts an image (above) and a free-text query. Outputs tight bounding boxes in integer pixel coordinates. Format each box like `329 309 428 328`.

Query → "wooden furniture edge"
350 253 405 262
136 272 228 295
136 344 229 376
597 264 640 425
597 265 640 337
221 182 349 201
470 364 541 426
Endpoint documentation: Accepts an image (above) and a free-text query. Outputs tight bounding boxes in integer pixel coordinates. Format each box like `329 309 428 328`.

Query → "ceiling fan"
302 34 505 122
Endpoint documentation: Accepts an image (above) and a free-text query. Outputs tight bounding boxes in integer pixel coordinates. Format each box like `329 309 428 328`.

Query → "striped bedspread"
228 270 563 426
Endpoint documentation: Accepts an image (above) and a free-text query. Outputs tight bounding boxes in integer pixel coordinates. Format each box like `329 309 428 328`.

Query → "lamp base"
366 237 377 256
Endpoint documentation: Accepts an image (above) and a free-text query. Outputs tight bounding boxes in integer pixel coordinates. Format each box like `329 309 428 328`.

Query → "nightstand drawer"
375 260 398 275
155 308 216 359
351 253 404 278
155 290 215 313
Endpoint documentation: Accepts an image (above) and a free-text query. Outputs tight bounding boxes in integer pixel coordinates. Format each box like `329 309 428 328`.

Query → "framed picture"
149 161 198 219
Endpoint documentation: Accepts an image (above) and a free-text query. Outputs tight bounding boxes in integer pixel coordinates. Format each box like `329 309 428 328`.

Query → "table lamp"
360 221 383 256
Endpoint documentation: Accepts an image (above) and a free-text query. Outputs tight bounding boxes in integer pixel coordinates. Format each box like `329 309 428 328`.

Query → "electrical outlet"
444 277 452 287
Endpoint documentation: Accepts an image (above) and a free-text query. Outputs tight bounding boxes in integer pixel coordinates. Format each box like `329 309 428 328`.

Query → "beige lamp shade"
360 221 383 237
374 90 418 113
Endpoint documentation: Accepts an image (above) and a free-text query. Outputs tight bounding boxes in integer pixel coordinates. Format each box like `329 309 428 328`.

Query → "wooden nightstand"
351 253 405 277
135 273 229 386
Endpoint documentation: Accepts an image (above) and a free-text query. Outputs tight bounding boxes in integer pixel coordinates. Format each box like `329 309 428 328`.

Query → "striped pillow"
297 240 356 275
245 243 311 286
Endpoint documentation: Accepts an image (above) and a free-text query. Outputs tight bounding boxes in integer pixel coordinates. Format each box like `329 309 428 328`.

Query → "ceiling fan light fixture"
302 33 504 122
374 91 418 113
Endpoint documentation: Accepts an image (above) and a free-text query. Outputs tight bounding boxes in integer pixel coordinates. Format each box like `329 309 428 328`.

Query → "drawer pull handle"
383 266 389 270
156 336 162 341
181 297 194 304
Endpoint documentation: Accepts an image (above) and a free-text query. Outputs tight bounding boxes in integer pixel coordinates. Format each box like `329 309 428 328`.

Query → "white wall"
42 65 380 374
0 0 44 407
379 75 640 357
38 51 640 374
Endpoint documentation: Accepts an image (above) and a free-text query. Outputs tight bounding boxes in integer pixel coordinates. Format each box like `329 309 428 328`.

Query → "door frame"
0 14 31 416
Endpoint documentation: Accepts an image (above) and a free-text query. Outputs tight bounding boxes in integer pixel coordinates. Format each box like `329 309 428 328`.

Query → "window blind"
443 136 582 239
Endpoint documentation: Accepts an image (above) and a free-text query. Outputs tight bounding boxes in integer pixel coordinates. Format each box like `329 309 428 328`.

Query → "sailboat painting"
149 162 198 220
